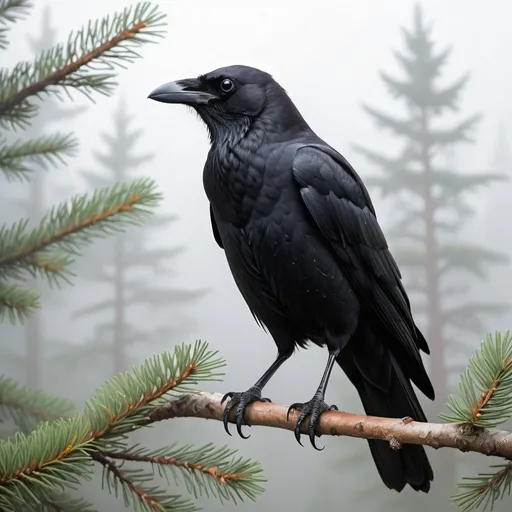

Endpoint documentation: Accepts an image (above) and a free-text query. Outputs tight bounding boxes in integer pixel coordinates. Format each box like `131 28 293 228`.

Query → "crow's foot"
287 393 338 450
221 386 271 438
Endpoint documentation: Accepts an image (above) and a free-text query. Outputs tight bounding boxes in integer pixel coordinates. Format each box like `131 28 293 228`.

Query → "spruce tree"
350 3 509 509
14 5 87 389
0 2 264 510
60 97 207 384
355 3 508 414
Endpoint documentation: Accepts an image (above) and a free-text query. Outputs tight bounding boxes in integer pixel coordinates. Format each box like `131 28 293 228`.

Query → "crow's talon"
287 395 337 450
221 386 270 438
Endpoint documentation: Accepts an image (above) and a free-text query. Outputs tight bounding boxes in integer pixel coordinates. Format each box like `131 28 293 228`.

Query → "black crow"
148 65 435 493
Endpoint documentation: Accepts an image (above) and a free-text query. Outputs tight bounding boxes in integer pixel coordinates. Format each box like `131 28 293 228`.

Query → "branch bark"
150 392 512 459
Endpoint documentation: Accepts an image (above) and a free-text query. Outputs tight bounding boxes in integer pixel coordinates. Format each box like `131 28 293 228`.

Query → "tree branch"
151 392 512 459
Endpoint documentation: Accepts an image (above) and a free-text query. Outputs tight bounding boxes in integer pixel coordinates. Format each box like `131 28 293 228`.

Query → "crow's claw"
221 386 271 438
287 394 338 450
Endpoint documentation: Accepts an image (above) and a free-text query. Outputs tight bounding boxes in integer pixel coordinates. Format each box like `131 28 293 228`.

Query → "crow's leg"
221 351 292 438
287 347 340 450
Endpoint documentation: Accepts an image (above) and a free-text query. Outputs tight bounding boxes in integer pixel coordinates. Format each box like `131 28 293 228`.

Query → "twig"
93 453 161 512
0 21 148 116
100 450 244 484
150 392 512 459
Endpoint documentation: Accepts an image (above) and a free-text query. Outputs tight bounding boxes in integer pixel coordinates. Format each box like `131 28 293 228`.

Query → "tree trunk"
113 236 126 375
25 174 43 389
420 107 456 505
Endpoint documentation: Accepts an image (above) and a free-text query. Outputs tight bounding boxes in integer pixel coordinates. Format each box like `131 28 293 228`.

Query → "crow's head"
148 65 308 142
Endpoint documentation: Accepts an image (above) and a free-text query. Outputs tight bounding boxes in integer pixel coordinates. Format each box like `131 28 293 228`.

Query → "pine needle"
0 282 40 323
0 2 167 128
0 178 162 309
439 331 512 428
0 376 75 431
0 341 238 512
0 0 32 50
452 461 512 512
0 133 79 181
98 443 266 505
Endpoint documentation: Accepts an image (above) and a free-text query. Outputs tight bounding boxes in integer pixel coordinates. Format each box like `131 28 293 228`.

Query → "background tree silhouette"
54 97 208 391
330 4 510 511
0 5 86 389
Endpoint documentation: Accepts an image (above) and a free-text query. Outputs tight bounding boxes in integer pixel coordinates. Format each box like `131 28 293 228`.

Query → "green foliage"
0 178 162 323
0 375 75 432
60 98 207 373
440 331 512 428
343 5 511 512
0 341 264 512
355 3 509 336
0 0 31 51
451 462 512 512
0 2 166 129
437 331 512 512
106 443 265 505
0 133 78 182
1 3 266 511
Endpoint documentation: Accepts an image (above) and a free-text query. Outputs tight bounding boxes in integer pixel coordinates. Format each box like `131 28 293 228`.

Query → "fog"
1 0 512 511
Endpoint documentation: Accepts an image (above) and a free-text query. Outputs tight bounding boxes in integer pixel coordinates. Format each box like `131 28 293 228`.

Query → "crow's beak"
147 79 216 106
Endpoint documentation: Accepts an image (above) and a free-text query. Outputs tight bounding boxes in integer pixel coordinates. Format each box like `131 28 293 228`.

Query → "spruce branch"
0 133 79 181
0 282 40 323
0 178 161 290
0 341 230 511
0 0 31 50
451 461 512 512
0 376 74 430
440 331 512 428
98 443 265 504
0 2 167 128
94 452 197 512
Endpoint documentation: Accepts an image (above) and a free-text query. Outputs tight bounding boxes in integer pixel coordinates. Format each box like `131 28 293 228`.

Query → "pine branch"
94 452 197 512
98 443 265 504
440 331 512 428
451 461 512 512
0 0 31 50
0 282 40 323
0 133 78 181
0 341 228 510
0 2 167 128
0 178 161 292
0 376 74 430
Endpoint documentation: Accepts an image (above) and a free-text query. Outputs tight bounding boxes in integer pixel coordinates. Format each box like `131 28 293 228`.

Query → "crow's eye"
220 78 235 93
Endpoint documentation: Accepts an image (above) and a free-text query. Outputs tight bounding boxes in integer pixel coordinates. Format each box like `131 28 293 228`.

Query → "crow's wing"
209 204 224 249
292 143 433 398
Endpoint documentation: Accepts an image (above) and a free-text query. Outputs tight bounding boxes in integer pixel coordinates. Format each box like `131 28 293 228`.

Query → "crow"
148 65 435 493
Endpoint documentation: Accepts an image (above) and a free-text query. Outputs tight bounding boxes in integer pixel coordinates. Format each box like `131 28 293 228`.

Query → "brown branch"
471 355 512 422
0 21 147 117
100 450 243 484
150 392 512 459
0 194 142 267
93 453 161 512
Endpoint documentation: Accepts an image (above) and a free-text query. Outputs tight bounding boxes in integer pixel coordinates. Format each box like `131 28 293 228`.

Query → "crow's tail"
336 335 433 493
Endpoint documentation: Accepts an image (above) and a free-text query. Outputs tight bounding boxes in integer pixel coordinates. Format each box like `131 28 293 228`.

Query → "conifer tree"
60 97 207 379
355 0 508 432
0 2 264 510
347 3 509 510
6 5 87 389
2 3 512 512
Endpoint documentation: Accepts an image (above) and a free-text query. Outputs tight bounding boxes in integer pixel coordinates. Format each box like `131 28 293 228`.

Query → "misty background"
1 0 511 510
